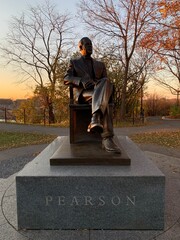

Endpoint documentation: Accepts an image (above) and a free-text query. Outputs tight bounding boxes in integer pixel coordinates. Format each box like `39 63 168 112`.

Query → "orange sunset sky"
0 68 33 99
0 66 174 100
0 0 77 100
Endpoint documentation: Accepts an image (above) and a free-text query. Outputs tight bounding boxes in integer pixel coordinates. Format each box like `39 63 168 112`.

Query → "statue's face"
80 38 93 56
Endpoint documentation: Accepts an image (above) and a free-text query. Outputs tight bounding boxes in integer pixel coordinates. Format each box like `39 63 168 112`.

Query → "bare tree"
78 0 157 118
0 1 73 123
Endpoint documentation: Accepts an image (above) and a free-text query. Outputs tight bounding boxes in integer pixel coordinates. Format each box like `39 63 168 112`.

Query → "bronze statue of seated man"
64 37 121 154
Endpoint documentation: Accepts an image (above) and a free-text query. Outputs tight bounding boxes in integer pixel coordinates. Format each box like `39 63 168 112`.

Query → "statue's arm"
64 60 81 87
64 59 94 89
93 60 108 82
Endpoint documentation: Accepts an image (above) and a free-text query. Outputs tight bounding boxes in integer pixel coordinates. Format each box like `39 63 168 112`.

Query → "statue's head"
78 37 92 56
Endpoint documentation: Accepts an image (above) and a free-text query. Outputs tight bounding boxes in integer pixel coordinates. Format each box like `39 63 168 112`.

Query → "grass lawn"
0 130 180 150
0 131 57 151
130 130 180 148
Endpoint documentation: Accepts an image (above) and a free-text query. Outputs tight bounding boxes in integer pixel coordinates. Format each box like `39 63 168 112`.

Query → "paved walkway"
0 117 180 178
0 116 179 136
0 118 180 240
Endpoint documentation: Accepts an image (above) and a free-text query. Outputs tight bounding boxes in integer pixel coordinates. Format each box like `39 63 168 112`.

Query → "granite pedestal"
16 136 165 230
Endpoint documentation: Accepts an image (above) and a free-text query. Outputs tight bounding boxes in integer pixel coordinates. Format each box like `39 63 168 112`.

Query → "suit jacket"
64 56 107 102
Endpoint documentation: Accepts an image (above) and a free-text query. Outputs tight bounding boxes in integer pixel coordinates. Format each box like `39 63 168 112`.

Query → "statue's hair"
78 37 92 49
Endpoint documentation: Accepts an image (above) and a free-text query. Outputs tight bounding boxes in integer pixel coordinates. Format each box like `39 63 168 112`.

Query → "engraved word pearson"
45 195 136 207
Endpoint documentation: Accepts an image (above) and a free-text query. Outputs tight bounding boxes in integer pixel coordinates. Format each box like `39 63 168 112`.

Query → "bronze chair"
69 84 101 143
69 84 114 144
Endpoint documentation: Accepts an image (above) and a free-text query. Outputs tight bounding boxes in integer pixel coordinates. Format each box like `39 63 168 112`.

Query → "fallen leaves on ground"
0 131 57 150
130 130 180 148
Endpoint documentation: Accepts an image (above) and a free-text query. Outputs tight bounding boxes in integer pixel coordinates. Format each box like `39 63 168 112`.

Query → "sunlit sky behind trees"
0 0 177 100
0 0 79 99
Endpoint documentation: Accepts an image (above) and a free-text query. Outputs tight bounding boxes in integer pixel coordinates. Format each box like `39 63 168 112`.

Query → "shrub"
169 105 180 118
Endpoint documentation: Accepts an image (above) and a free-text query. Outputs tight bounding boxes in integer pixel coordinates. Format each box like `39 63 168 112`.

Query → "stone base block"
16 136 165 230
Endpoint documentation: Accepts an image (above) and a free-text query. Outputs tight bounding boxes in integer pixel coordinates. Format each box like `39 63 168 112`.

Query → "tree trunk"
48 101 55 124
177 91 179 106
120 84 127 119
120 65 128 119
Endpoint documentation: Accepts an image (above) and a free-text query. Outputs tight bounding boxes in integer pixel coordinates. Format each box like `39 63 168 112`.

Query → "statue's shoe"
87 112 103 133
102 137 121 154
87 122 103 133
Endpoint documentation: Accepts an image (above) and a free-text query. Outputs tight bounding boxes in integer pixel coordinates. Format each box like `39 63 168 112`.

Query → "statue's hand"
81 76 94 89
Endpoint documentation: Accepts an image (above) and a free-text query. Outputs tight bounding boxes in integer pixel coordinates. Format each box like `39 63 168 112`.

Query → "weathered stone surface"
16 136 165 230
